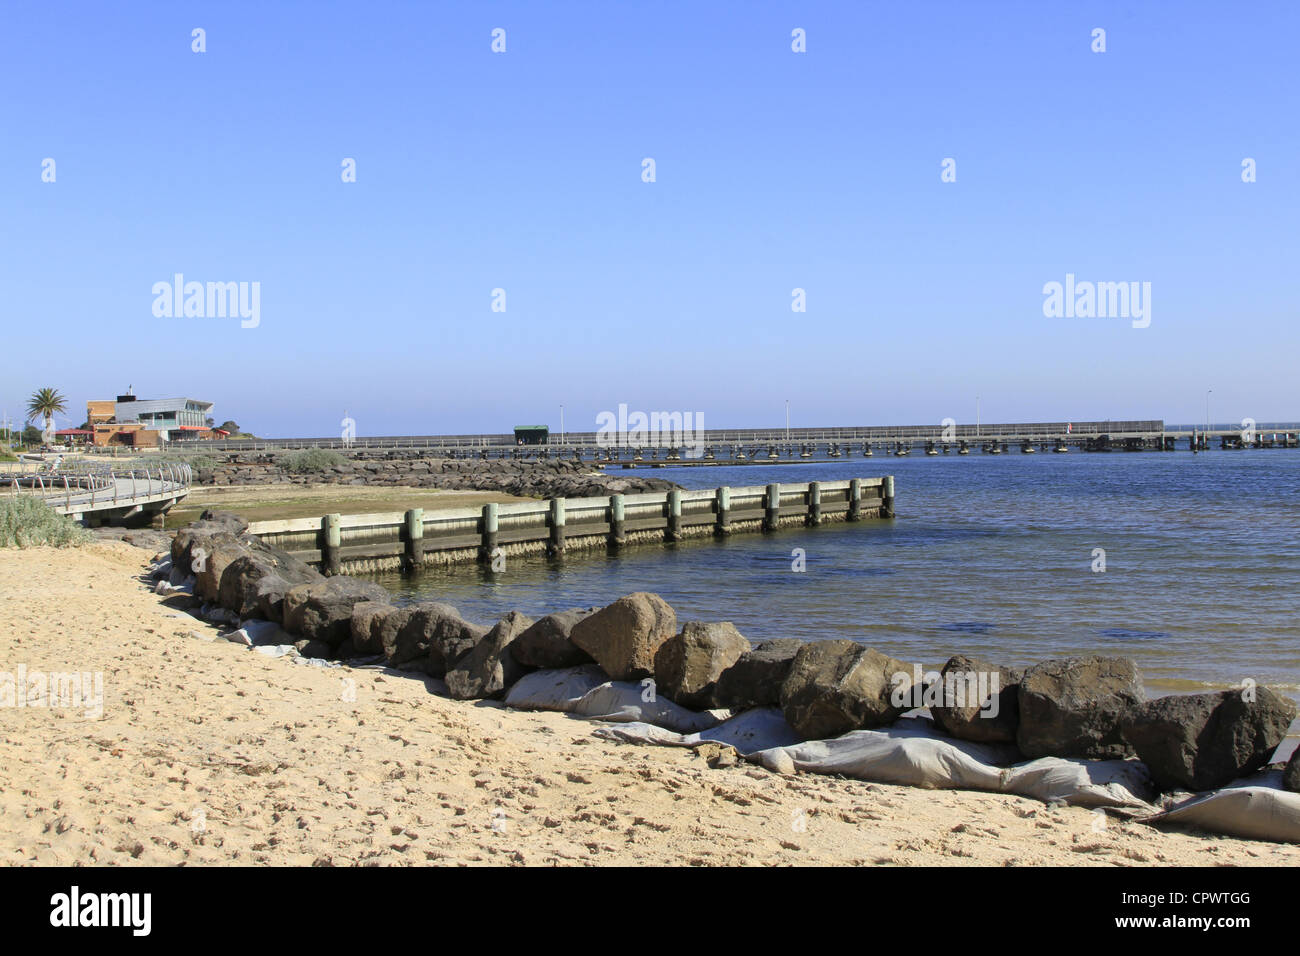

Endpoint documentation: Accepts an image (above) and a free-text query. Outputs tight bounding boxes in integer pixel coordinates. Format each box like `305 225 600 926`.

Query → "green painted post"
881 475 895 518
405 507 424 569
848 478 862 521
715 485 731 536
323 512 342 575
764 483 780 532
609 494 625 547
667 488 682 541
808 480 821 526
481 502 499 562
548 497 566 556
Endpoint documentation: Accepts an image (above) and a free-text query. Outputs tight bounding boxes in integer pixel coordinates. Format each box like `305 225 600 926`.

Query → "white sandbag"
572 682 721 733
1000 757 1156 810
745 718 1154 809
594 707 802 754
504 666 608 712
751 720 1010 792
239 619 291 646
1139 771 1300 843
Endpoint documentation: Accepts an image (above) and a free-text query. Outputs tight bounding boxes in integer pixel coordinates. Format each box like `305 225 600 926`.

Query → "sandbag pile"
153 513 1300 841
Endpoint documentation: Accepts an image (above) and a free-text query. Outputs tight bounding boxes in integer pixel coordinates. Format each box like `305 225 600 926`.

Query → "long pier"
108 419 1300 460
246 477 894 574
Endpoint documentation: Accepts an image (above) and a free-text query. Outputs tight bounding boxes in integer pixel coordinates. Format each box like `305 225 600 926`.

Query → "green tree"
219 420 240 434
26 387 68 441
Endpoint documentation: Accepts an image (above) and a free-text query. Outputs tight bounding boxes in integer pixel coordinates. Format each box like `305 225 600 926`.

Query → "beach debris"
1016 656 1145 760
1120 687 1296 791
653 621 751 710
570 592 677 681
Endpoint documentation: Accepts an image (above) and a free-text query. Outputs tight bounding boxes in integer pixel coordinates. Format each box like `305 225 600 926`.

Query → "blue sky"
2 1 1296 437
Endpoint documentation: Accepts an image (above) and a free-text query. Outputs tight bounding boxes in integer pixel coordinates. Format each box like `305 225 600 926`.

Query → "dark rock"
1284 749 1300 793
779 641 913 740
713 639 804 711
283 577 390 649
171 511 249 574
653 621 751 710
930 655 1023 745
570 592 677 681
192 533 249 602
350 601 392 655
446 611 535 700
1017 656 1145 760
218 539 323 620
378 602 487 677
294 639 332 659
510 608 598 669
1120 687 1297 792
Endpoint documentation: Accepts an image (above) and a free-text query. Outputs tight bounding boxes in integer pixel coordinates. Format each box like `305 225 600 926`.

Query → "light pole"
785 400 790 441
1206 389 1211 449
560 405 565 445
976 396 980 438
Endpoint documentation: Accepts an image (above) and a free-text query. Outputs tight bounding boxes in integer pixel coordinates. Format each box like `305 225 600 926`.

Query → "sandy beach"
1 540 1296 867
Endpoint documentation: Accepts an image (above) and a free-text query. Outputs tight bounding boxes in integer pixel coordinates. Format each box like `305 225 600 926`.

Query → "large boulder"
171 510 249 575
283 577 390 649
779 641 913 740
1285 749 1300 793
1017 656 1145 760
218 539 323 620
509 608 596 669
713 639 804 711
653 621 751 710
350 601 393 655
378 602 487 676
1120 688 1297 792
446 611 535 700
570 593 677 681
193 532 250 602
930 655 1023 745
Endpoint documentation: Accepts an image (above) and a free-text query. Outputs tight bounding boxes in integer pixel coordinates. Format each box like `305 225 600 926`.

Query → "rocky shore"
156 510 1300 825
190 451 678 500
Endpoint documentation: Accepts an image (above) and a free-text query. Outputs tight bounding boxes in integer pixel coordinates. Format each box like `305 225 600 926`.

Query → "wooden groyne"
245 477 895 575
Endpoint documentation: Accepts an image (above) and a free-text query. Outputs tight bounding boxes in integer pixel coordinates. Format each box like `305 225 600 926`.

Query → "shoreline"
1 540 1297 865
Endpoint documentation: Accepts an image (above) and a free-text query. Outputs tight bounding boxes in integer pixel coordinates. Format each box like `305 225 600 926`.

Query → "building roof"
55 429 93 436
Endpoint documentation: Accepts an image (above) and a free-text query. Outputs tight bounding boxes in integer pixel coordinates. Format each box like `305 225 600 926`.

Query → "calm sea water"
377 452 1300 706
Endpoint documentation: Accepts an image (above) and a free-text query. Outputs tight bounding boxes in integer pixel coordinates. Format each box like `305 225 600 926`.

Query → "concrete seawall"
245 477 895 575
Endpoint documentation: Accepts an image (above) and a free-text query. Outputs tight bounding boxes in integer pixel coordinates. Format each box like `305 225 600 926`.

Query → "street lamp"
1206 389 1212 448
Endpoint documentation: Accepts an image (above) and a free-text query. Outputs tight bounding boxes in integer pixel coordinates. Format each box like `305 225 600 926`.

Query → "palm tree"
26 387 68 444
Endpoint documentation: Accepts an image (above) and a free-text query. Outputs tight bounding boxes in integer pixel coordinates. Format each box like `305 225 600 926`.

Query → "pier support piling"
404 507 424 570
667 488 682 541
715 485 731 535
548 497 566 557
764 483 780 532
480 502 499 562
323 512 342 575
609 494 625 548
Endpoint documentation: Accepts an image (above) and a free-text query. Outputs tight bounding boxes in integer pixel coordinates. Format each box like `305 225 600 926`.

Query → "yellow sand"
1 542 1295 866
